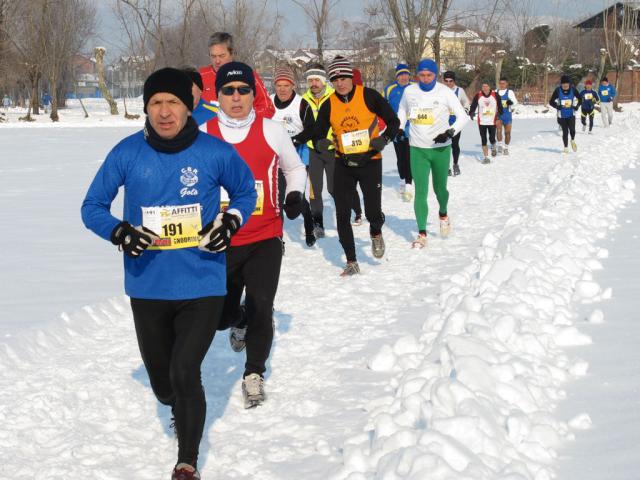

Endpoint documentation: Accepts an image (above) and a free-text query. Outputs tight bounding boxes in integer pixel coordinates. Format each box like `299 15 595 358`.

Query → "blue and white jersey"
579 89 599 111
192 97 219 130
598 84 616 103
448 86 470 126
555 87 578 119
81 129 257 300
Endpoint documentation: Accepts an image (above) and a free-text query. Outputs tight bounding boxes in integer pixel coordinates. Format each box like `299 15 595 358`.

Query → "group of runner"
81 31 617 479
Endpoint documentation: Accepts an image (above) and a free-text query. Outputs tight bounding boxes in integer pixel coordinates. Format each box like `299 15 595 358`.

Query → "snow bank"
331 115 638 479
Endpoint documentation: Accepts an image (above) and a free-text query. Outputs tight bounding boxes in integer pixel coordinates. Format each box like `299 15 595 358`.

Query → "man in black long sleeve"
313 56 400 276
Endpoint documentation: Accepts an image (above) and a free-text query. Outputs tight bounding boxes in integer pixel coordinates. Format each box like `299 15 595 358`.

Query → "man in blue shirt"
384 63 414 201
598 76 616 127
81 67 256 480
579 79 600 134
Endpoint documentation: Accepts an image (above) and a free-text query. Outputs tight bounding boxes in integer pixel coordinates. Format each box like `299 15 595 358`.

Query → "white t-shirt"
397 82 469 149
270 93 304 137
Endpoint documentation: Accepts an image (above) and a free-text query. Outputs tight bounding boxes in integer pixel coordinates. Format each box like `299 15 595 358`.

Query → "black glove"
314 138 332 153
506 99 513 106
110 222 159 258
198 212 241 252
433 128 455 144
573 105 580 111
369 135 389 153
395 129 407 142
283 191 303 219
469 112 476 120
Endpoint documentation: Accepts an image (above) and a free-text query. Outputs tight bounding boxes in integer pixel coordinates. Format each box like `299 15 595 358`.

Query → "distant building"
107 56 153 98
573 2 640 64
71 55 100 98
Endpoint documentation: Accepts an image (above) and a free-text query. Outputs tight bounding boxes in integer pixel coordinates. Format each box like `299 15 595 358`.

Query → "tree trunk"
50 73 59 122
613 68 622 111
94 47 119 115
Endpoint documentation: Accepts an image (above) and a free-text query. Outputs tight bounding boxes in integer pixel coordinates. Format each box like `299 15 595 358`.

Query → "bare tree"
95 47 119 115
603 2 640 108
291 0 338 64
429 0 451 67
368 0 442 71
2 1 46 120
40 0 96 121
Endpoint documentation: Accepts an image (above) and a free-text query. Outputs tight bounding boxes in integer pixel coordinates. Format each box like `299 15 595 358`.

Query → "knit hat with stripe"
274 65 296 85
304 63 327 84
395 63 410 77
327 56 353 81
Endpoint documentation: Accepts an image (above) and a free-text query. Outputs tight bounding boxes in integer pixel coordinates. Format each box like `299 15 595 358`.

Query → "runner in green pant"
397 58 469 248
410 145 451 231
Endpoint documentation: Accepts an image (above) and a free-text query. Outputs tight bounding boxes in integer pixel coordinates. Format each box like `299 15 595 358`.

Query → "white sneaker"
242 373 265 408
582 124 586 132
402 189 413 202
351 215 363 226
562 147 569 154
439 216 451 238
497 144 503 154
503 146 509 155
398 181 406 195
411 234 427 249
571 140 577 152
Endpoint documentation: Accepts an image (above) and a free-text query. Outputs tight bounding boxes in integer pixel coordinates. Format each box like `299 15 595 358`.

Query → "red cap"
585 79 593 85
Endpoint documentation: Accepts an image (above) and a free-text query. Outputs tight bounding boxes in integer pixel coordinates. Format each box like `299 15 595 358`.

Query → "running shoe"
439 216 451 238
340 261 360 277
571 140 577 152
491 144 497 156
172 464 201 480
448 168 452 177
242 373 265 409
352 215 363 226
313 225 325 238
503 146 509 156
497 144 503 154
371 234 385 258
230 325 247 352
453 164 461 176
482 157 491 164
582 124 586 132
562 147 569 154
411 233 427 249
305 233 316 247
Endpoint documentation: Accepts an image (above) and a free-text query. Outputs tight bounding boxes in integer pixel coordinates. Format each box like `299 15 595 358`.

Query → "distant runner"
549 74 581 154
469 81 503 164
495 77 518 155
442 71 469 176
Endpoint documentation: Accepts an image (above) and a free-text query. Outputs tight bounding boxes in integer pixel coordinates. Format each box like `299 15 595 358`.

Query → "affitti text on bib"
142 203 202 250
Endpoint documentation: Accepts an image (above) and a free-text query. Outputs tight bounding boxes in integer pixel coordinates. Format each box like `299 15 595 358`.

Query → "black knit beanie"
143 67 194 113
215 61 256 95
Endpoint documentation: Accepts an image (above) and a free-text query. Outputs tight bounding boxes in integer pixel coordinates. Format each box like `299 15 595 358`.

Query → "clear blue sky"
92 0 609 58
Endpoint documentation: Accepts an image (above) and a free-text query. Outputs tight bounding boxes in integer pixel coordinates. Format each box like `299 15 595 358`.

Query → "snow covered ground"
0 100 638 479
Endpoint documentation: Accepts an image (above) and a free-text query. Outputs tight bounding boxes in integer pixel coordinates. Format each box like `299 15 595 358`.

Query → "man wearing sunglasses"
198 31 275 124
442 71 470 176
207 61 307 408
313 56 400 276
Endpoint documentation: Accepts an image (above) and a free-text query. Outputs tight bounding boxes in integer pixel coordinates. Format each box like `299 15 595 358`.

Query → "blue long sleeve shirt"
81 129 257 300
598 84 616 102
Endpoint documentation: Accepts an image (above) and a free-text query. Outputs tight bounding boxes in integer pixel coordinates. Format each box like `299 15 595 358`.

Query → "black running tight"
130 296 223 468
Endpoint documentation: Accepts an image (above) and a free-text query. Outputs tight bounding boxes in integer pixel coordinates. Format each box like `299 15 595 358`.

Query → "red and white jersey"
208 115 306 246
474 91 500 126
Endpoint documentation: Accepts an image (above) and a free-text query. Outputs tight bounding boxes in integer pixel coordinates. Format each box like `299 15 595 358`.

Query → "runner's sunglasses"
220 85 252 96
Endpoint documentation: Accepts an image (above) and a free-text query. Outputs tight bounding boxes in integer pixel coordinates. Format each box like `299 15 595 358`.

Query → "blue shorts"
498 111 512 125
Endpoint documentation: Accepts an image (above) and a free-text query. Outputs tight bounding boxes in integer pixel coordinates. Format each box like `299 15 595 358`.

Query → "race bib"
601 90 609 96
561 99 572 108
220 181 264 216
501 100 508 108
584 93 593 100
142 203 202 250
482 109 494 117
341 129 370 154
409 107 435 125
